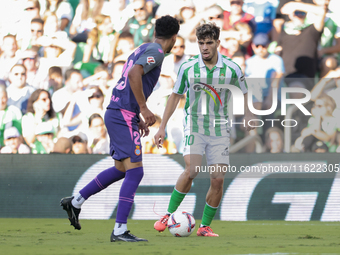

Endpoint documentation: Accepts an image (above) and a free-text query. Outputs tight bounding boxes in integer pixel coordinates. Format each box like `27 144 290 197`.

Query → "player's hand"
138 120 150 137
154 128 166 149
140 107 156 127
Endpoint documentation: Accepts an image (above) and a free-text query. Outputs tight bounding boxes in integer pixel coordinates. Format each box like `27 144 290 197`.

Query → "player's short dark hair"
65 68 81 81
155 15 180 39
196 23 220 41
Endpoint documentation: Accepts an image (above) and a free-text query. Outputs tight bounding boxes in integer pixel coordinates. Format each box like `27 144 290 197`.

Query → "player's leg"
110 158 148 242
60 159 126 230
168 153 201 209
60 109 127 231
197 135 229 237
154 132 204 232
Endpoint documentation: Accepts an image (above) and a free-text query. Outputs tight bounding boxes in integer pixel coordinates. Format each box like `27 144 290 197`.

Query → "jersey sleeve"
172 62 188 95
235 64 248 94
135 44 164 75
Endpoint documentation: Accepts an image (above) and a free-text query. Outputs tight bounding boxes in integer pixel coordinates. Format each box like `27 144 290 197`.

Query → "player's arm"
128 64 156 127
154 92 182 148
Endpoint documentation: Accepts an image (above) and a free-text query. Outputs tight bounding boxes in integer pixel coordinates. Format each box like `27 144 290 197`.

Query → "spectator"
104 0 134 32
52 136 72 153
70 0 109 43
22 89 61 146
220 34 242 58
285 74 314 145
71 132 89 154
311 139 329 153
46 66 63 94
30 121 55 153
0 126 31 154
82 14 115 64
176 0 202 56
114 31 135 62
21 18 45 53
310 67 340 119
52 68 83 113
275 0 329 79
294 94 337 152
6 64 35 115
245 33 284 114
87 113 109 154
243 0 278 35
203 5 224 30
62 85 106 134
222 0 256 34
231 51 246 74
43 0 74 33
0 84 23 147
122 0 155 47
0 34 20 81
52 68 83 132
15 0 41 49
37 31 76 76
264 127 284 153
83 64 111 100
272 0 314 42
314 0 340 77
20 48 45 89
161 35 190 81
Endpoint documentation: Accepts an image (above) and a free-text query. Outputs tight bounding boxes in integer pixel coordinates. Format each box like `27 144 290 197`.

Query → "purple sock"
116 167 144 224
79 166 125 199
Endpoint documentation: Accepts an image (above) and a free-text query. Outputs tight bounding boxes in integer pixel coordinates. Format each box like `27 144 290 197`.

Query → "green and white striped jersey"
173 52 248 136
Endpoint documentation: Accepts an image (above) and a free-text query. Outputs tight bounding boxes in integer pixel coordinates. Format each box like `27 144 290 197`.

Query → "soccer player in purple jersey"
60 15 180 242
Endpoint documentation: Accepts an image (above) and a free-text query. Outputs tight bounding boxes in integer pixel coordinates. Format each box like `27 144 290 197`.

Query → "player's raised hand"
154 128 166 149
140 107 156 127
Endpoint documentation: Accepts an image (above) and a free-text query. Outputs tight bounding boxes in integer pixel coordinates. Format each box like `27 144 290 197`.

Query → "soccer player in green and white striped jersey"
154 23 254 237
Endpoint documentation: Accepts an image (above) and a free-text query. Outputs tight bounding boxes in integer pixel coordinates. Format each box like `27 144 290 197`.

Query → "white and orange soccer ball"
167 211 196 237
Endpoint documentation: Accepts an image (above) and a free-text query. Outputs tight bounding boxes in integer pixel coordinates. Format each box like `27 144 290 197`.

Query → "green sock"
201 203 218 226
167 189 186 214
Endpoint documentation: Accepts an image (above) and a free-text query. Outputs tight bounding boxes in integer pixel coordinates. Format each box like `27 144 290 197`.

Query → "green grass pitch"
1 219 340 255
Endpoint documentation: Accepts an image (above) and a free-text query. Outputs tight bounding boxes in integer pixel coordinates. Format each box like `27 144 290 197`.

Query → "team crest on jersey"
135 145 141 156
221 147 229 156
194 73 200 78
147 56 155 65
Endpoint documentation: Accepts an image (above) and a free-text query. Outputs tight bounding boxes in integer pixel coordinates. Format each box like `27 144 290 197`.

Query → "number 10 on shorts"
185 135 195 146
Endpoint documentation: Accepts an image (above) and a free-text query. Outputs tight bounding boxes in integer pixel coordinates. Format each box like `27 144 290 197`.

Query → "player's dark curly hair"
196 23 220 41
155 15 180 39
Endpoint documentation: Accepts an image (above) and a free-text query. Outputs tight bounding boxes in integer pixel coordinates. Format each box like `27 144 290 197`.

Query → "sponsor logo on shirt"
147 56 155 65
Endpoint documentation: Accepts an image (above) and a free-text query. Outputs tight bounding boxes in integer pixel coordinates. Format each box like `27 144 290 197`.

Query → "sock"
78 166 125 200
71 192 85 209
167 188 186 214
201 203 218 227
115 167 144 224
114 222 127 235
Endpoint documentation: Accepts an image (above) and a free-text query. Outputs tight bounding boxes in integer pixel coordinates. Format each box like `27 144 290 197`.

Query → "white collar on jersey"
198 51 223 69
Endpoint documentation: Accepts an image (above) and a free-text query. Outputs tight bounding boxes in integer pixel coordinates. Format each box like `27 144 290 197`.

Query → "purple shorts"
104 108 142 163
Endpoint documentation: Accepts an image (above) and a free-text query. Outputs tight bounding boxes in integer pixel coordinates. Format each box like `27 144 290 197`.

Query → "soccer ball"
167 211 195 237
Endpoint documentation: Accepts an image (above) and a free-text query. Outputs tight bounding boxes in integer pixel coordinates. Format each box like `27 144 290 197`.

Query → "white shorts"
182 129 230 166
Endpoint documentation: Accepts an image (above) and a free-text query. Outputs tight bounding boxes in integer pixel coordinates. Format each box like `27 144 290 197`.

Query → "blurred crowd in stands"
0 0 339 155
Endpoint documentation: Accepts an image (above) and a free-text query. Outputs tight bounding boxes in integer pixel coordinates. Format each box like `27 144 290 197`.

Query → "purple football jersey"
107 43 165 115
